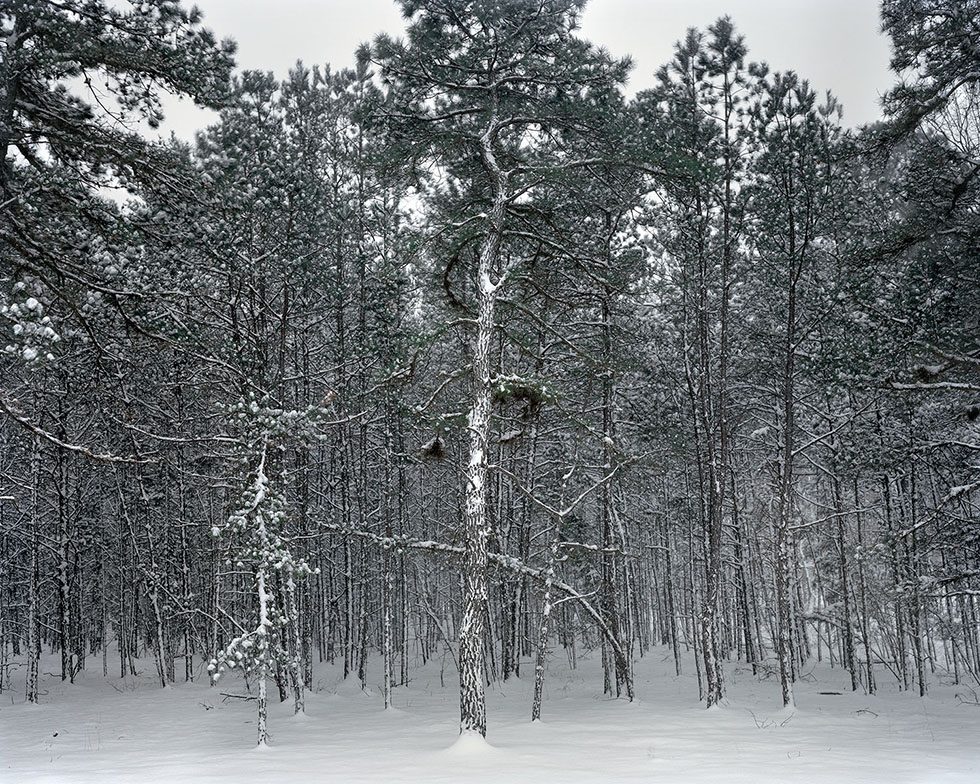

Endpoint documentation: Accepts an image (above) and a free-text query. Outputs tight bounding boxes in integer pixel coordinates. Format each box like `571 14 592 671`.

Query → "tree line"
1 0 978 745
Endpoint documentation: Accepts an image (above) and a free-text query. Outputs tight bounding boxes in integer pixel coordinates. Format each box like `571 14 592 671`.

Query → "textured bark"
256 660 268 747
382 546 394 710
458 123 507 738
25 435 40 703
286 575 305 714
831 473 858 692
854 478 876 694
530 539 557 722
775 276 798 709
56 443 72 683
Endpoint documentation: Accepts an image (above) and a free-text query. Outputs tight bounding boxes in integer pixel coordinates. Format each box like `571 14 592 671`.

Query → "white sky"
159 0 893 139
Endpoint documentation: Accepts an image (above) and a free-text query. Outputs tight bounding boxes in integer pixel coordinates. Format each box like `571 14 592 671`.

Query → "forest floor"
1 646 979 783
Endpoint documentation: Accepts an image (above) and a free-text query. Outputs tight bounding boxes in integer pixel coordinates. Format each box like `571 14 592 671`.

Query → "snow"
479 270 496 295
444 730 496 757
2 650 979 783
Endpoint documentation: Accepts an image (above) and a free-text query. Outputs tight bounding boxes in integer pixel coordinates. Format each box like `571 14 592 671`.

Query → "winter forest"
1 0 979 781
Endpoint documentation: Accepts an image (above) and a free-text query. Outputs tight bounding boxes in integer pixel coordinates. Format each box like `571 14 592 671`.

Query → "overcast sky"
159 0 893 139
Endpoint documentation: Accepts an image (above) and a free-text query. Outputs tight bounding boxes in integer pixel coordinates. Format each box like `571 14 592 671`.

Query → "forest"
1 0 979 779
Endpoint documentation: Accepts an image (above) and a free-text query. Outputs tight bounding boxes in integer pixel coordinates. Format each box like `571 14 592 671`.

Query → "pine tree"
373 0 631 737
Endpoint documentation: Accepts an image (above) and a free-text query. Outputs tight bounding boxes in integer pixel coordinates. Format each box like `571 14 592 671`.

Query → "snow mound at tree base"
443 730 496 756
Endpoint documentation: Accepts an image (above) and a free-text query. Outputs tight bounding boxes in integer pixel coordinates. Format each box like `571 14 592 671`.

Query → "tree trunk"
458 127 507 737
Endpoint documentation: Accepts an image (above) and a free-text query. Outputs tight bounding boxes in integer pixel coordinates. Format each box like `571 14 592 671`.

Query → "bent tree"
373 0 630 736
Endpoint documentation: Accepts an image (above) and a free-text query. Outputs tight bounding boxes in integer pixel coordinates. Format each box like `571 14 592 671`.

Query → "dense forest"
1 0 979 748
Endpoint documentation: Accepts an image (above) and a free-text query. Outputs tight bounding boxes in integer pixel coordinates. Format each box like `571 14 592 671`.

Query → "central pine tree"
372 0 630 737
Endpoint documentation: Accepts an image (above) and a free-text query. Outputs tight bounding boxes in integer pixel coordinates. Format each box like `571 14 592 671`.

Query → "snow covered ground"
2 649 979 783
